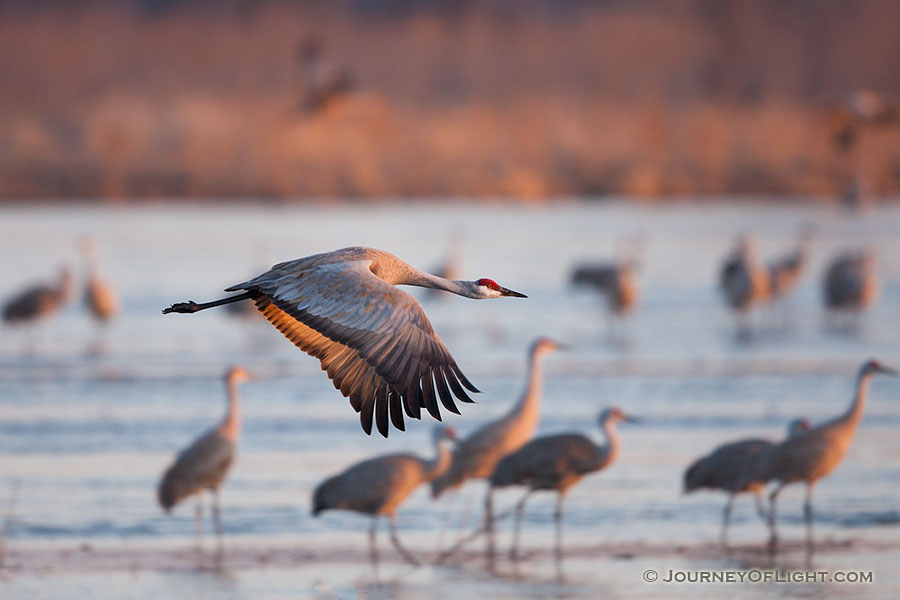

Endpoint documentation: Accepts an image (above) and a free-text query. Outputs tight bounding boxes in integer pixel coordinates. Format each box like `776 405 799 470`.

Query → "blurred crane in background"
744 360 897 552
430 338 562 500
158 366 256 558
2 265 73 352
80 236 119 326
719 235 770 338
823 248 879 329
684 417 811 546
486 407 639 564
312 425 457 567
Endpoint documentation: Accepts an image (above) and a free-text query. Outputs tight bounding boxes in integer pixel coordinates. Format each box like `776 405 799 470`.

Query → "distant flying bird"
312 425 457 566
745 360 897 552
487 407 639 562
3 265 73 325
683 418 811 546
430 338 562 499
163 247 526 437
720 236 770 335
158 366 256 554
828 90 899 152
297 38 355 115
767 226 813 302
80 237 119 324
823 249 878 316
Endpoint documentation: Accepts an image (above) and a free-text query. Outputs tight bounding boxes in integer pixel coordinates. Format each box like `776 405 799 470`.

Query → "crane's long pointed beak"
880 366 899 377
624 415 642 424
499 286 527 298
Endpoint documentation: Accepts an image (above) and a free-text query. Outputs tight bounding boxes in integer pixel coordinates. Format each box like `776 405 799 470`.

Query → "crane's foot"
163 301 200 314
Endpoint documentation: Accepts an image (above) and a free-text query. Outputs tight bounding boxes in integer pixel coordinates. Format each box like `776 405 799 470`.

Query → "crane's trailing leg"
509 491 532 561
369 517 379 568
212 490 225 560
388 515 420 566
163 292 256 315
720 494 735 548
195 501 204 555
554 493 565 563
753 491 768 522
484 489 496 570
804 484 815 554
767 482 785 553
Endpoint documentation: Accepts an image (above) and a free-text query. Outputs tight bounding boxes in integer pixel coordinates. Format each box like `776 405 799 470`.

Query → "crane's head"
530 337 567 357
470 278 527 299
226 365 259 385
432 425 458 445
860 359 898 378
787 417 812 437
599 407 641 426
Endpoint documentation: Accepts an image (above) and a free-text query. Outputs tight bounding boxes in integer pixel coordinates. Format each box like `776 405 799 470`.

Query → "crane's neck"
595 419 621 471
425 440 453 481
219 379 242 442
839 371 872 429
511 349 545 424
403 269 476 298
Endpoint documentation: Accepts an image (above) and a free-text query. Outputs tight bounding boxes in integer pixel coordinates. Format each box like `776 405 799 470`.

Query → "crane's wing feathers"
234 260 475 437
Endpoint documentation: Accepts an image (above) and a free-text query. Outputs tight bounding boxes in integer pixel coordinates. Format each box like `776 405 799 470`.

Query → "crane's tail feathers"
162 291 257 314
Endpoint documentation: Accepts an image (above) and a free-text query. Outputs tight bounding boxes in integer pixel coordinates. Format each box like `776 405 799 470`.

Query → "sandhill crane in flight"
297 38 355 115
744 360 897 552
80 237 119 325
487 407 639 563
312 425 457 567
683 418 811 546
430 338 562 499
823 249 878 329
163 247 526 437
158 366 256 556
719 235 770 338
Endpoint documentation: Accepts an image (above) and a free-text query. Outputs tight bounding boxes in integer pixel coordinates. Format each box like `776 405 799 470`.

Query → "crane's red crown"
477 278 499 290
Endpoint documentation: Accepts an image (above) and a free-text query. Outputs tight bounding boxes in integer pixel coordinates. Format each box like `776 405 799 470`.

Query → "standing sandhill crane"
683 418 811 546
571 259 640 341
719 236 770 337
486 407 639 562
767 227 813 303
744 360 897 552
297 38 355 115
80 237 119 324
158 366 256 556
823 249 878 326
430 338 563 499
312 425 457 567
163 247 526 437
571 236 644 337
3 265 73 332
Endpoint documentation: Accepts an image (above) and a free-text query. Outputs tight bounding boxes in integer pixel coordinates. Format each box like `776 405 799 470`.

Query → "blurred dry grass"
2 1 900 200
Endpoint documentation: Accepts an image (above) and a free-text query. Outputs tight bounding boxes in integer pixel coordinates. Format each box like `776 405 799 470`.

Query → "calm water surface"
0 201 898 599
